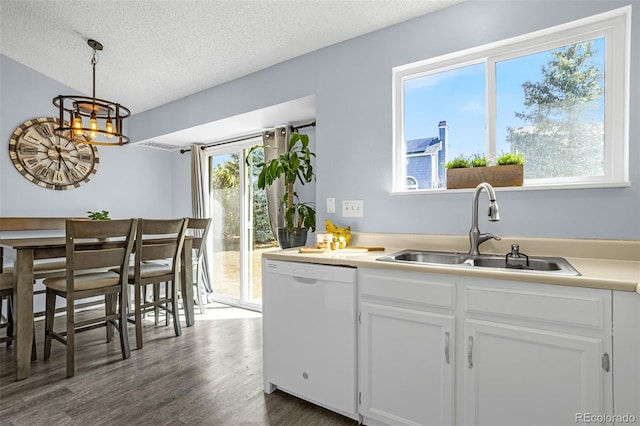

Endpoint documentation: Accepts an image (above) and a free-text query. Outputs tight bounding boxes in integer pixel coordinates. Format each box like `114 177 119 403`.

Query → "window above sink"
392 7 631 193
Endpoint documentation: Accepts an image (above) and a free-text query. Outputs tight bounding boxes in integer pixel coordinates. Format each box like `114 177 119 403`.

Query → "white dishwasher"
262 259 358 420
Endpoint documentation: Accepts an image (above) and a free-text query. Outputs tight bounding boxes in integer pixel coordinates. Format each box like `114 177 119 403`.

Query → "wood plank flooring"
0 304 359 426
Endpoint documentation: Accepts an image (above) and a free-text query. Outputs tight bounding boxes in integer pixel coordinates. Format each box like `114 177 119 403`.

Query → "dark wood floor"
0 304 359 426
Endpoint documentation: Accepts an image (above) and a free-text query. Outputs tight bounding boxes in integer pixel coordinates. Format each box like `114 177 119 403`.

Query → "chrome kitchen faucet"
469 182 501 256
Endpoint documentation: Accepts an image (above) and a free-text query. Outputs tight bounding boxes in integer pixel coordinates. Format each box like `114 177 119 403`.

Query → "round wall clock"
9 117 99 190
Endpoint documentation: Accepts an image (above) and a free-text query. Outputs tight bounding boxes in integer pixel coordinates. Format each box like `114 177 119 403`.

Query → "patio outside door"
207 138 279 310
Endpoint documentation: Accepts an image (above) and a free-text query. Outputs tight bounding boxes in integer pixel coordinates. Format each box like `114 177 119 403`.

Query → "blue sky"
403 37 605 161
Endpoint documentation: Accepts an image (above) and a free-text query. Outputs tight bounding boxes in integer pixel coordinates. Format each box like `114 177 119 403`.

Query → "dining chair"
124 218 188 350
185 218 212 315
42 218 137 378
1 268 38 360
0 269 15 346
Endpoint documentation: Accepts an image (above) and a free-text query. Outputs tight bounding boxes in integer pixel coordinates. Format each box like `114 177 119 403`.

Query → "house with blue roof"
405 121 448 190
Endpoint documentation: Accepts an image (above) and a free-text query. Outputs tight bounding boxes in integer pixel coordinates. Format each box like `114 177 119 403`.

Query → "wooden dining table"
0 236 194 381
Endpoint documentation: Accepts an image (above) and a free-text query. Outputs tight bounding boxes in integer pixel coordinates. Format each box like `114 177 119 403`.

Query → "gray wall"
0 55 174 220
5 1 637 240
133 0 640 240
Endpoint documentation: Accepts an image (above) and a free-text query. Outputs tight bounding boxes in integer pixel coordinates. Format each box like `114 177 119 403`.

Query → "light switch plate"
343 200 364 217
327 197 336 213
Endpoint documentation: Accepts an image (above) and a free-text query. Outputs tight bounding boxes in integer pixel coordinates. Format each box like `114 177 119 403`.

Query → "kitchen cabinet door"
463 319 610 426
359 302 455 426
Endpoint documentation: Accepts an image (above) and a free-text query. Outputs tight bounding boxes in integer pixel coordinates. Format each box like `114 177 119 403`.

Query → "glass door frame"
205 137 263 312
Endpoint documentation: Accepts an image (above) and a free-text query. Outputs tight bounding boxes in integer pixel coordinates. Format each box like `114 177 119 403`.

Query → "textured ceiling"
1 0 462 115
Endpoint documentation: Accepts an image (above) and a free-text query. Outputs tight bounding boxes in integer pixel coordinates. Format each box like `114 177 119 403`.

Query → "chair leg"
153 283 160 326
66 297 75 378
118 290 130 360
171 281 181 337
195 265 205 315
141 285 146 319
43 290 56 360
105 294 114 343
31 328 37 362
164 282 169 327
134 282 143 350
6 295 14 348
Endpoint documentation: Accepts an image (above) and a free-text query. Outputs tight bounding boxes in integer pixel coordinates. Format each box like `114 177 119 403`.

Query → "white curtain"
190 144 213 295
262 126 289 237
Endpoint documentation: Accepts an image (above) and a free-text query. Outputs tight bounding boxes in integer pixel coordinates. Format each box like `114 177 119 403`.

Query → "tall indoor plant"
248 132 316 248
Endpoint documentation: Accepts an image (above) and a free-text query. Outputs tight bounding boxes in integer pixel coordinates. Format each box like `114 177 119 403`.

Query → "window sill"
392 181 631 196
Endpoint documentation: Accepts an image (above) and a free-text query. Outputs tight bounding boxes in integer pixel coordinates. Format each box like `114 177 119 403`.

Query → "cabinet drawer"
465 283 610 330
359 268 456 310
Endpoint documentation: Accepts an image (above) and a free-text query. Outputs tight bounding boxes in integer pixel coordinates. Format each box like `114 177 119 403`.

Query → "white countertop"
263 233 640 294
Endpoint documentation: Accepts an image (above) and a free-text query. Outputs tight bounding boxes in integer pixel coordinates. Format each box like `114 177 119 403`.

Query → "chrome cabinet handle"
444 332 450 364
468 336 474 369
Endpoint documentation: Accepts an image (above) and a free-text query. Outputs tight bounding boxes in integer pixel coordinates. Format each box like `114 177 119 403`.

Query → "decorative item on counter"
316 233 333 249
325 219 352 246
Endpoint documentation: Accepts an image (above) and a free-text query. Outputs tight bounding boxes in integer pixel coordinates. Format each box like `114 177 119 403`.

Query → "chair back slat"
135 219 189 274
141 219 186 235
72 248 127 270
65 219 137 280
139 243 177 262
72 220 133 239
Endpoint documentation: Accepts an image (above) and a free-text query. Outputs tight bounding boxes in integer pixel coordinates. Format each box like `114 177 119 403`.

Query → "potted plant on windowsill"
446 152 524 189
248 132 316 249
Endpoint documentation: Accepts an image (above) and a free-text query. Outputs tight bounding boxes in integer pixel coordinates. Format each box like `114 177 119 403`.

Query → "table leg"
181 239 194 326
14 248 34 381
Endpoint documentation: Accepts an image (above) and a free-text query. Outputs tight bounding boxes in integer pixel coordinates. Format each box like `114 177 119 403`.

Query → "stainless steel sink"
471 254 579 275
388 250 468 265
377 249 580 276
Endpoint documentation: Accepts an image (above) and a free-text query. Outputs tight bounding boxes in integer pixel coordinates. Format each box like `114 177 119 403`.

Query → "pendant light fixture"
53 39 130 146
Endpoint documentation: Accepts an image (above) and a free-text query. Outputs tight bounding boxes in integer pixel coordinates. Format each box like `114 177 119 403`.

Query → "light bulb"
89 112 98 140
105 113 114 139
73 113 83 137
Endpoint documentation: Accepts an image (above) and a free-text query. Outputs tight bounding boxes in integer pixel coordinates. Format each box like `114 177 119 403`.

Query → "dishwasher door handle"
291 268 331 281
292 276 320 285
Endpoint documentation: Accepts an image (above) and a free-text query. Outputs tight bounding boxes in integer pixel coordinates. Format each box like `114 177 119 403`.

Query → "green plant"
445 154 471 169
247 133 316 231
471 154 487 168
497 152 526 166
87 210 111 220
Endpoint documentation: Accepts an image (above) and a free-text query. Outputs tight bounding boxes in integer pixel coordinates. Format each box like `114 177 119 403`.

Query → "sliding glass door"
207 138 279 310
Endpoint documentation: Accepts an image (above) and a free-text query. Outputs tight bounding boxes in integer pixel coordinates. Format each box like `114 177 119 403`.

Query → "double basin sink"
378 249 580 276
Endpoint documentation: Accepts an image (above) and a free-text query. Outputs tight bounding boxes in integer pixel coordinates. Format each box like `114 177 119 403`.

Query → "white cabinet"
464 320 608 426
358 268 456 426
358 268 613 426
612 291 640 422
360 303 455 426
462 281 613 426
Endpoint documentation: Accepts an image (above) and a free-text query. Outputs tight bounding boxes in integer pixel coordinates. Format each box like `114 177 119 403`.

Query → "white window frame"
392 6 631 193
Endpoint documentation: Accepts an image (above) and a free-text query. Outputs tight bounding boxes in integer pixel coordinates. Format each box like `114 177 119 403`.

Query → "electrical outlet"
342 200 364 217
327 197 336 213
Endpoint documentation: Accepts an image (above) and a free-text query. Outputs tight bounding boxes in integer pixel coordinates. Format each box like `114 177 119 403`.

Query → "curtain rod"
179 120 316 154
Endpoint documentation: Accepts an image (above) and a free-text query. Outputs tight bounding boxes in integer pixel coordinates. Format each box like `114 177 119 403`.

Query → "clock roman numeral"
35 123 54 138
52 171 66 183
37 167 50 179
68 168 82 179
19 145 39 155
22 133 41 145
75 163 90 174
